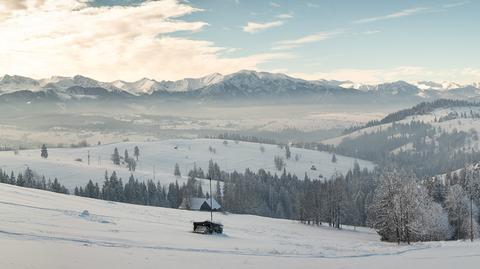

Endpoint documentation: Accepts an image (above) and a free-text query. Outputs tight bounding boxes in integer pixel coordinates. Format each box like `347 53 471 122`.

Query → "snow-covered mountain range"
1 71 479 102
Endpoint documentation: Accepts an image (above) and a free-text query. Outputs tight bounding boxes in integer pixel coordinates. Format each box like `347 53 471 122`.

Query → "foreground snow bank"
1 183 479 269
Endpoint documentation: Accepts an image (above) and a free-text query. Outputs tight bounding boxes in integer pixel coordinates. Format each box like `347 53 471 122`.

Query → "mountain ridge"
1 70 479 103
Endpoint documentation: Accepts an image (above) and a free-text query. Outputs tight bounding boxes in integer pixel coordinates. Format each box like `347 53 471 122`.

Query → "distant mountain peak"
1 71 480 102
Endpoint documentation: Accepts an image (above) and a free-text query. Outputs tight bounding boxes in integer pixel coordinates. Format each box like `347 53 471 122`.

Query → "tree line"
0 167 69 194
3 158 479 244
342 99 480 135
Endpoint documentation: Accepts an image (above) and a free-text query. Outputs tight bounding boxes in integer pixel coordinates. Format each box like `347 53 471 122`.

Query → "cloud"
273 30 343 50
0 0 27 11
276 13 293 19
243 20 284 33
361 30 381 35
0 0 289 81
443 1 470 8
287 66 480 84
288 66 436 84
306 2 319 8
354 7 429 24
269 2 280 8
461 68 480 78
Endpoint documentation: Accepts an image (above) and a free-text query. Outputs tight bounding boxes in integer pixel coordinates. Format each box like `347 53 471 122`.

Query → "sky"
0 0 479 83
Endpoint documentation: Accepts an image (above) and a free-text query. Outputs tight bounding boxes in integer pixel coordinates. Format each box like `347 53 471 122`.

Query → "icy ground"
0 139 374 189
1 183 479 269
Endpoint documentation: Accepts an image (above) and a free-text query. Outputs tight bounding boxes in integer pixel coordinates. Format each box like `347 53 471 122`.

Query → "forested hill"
343 99 480 135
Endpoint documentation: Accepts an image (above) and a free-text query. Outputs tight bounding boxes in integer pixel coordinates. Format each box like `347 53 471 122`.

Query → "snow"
1 183 479 269
323 106 480 146
0 139 374 189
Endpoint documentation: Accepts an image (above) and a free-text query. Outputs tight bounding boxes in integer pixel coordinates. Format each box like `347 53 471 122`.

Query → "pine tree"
41 144 48 159
16 173 25 186
215 180 222 204
285 144 291 159
331 153 337 163
124 149 129 162
111 148 120 165
134 146 140 161
174 163 181 177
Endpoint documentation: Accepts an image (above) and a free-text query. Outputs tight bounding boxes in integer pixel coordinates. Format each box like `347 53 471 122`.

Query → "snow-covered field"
0 139 374 189
1 183 479 269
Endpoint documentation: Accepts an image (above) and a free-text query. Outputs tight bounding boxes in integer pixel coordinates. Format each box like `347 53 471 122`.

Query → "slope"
1 183 479 269
0 139 374 189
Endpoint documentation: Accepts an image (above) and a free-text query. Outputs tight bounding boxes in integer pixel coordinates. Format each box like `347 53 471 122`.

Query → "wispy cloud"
276 13 294 19
270 2 280 8
243 20 284 33
306 2 319 8
273 30 343 50
288 66 434 84
443 1 470 8
361 30 381 35
354 7 429 24
289 66 480 84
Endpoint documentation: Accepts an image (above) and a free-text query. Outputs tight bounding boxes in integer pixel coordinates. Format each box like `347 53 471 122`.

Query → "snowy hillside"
0 139 374 189
1 183 479 269
323 106 480 147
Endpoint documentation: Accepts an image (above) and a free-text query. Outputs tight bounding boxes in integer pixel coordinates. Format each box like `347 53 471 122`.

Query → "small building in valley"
179 197 221 211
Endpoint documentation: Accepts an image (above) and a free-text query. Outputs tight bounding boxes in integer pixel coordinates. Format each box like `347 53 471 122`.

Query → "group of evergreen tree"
111 146 140 171
74 170 211 209
0 167 68 194
75 171 170 207
211 133 277 145
208 160 375 226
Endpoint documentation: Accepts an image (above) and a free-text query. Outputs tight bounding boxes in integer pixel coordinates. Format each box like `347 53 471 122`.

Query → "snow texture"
0 139 374 189
1 183 479 269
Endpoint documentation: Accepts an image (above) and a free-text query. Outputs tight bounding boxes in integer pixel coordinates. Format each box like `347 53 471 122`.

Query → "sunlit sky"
0 0 479 83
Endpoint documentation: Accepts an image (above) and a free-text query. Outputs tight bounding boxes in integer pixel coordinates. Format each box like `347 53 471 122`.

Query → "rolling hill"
0 139 374 189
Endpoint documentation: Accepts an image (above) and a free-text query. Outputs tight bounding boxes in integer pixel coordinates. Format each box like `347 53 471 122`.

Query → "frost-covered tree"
445 184 479 240
410 186 451 241
368 168 450 243
464 168 480 240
